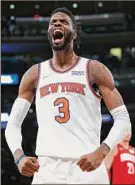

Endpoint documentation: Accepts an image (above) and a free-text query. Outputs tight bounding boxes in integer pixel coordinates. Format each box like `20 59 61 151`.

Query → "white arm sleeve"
5 98 31 155
103 105 131 150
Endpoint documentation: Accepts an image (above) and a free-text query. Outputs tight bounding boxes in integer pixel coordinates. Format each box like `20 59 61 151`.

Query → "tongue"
54 38 63 44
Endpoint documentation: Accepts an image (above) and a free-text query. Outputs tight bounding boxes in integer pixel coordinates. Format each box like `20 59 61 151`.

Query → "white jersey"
35 57 102 159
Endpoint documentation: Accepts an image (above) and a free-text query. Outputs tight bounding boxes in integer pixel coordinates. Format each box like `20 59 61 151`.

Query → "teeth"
54 29 63 34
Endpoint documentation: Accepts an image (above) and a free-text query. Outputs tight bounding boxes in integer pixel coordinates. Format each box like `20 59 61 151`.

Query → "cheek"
48 26 53 33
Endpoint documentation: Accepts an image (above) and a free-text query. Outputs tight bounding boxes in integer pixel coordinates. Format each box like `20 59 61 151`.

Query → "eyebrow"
50 18 70 22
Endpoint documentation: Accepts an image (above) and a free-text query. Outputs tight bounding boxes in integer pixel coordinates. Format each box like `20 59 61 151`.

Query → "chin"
52 45 64 51
52 43 70 51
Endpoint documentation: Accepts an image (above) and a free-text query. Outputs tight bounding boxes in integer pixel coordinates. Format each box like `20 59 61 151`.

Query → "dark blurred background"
1 1 135 185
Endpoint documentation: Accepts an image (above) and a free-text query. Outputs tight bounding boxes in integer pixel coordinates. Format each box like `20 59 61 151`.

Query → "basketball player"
5 8 131 184
104 132 135 184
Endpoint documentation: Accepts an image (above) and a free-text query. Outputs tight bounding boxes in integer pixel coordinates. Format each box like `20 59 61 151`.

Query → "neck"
52 47 77 67
120 141 129 149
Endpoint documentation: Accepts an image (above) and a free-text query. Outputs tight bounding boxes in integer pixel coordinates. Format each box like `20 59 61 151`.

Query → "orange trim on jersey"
36 63 41 93
86 60 101 100
49 56 81 73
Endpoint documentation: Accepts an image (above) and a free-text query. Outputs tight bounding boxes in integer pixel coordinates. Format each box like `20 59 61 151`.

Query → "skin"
104 132 132 171
13 12 125 176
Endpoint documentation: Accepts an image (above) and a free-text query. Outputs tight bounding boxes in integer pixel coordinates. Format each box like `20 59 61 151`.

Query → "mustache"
47 31 74 51
47 31 73 41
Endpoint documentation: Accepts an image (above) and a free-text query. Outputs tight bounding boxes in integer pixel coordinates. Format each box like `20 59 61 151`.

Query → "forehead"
50 12 72 22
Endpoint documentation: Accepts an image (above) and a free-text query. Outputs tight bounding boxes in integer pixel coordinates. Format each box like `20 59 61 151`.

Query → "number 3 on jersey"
54 97 70 124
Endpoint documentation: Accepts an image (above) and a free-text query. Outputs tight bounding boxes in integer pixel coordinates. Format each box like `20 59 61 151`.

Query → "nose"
54 20 62 27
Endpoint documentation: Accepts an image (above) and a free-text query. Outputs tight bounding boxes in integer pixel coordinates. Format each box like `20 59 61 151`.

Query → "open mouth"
53 29 64 44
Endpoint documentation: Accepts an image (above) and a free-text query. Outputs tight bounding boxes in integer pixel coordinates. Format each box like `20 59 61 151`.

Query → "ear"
73 30 77 40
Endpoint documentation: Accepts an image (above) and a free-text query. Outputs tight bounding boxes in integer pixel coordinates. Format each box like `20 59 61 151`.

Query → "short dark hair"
51 7 83 48
51 7 77 30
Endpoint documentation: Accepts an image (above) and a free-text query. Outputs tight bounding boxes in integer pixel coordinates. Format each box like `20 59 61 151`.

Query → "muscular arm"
18 64 38 101
5 64 38 161
92 62 124 110
89 61 131 154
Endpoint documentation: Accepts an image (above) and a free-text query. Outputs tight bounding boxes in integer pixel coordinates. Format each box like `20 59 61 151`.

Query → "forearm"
95 143 110 160
104 153 115 171
5 98 31 157
103 147 117 170
14 149 25 161
5 122 23 156
103 105 131 150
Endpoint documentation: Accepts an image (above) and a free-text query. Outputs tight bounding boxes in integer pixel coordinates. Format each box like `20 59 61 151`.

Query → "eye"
63 20 69 25
50 20 56 24
60 19 69 24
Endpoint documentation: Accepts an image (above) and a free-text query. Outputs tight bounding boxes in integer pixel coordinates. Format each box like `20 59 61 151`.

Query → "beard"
48 31 74 51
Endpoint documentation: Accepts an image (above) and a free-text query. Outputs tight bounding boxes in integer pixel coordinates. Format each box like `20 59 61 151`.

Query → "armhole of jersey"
86 60 101 100
35 63 41 93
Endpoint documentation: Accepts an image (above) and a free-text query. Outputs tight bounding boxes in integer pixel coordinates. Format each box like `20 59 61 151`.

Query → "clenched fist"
17 156 40 177
77 143 110 172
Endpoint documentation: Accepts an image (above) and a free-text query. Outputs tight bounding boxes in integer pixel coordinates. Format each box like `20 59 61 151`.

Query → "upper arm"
91 61 124 111
18 64 38 102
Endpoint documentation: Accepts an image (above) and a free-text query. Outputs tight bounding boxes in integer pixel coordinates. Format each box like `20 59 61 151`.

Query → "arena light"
110 47 122 59
1 74 19 85
1 113 9 129
10 16 15 20
115 80 120 87
9 4 15 9
35 4 40 9
73 3 78 9
1 113 9 122
97 2 103 8
102 114 112 122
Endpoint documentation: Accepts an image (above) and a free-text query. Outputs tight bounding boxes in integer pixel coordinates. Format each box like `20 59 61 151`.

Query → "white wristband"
5 98 31 155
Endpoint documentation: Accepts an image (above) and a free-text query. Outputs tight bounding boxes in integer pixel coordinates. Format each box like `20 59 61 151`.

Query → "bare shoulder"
89 60 115 90
20 64 38 88
18 64 39 101
23 64 38 81
89 60 124 110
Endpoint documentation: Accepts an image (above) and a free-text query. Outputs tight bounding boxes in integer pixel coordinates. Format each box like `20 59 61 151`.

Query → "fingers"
19 167 35 177
78 161 92 172
81 162 91 171
78 161 100 172
27 161 39 171
77 157 97 172
86 166 93 172
21 170 33 177
25 166 36 174
18 157 40 177
29 157 38 163
27 157 40 171
77 158 86 166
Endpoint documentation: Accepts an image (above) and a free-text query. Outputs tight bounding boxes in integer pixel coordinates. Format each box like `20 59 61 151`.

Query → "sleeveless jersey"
35 57 102 159
112 144 135 184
